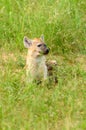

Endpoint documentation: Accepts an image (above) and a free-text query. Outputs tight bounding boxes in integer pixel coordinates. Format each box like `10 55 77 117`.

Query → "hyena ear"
40 34 44 42
23 36 32 48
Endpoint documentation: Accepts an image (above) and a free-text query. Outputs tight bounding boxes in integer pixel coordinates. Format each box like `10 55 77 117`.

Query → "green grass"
0 0 86 130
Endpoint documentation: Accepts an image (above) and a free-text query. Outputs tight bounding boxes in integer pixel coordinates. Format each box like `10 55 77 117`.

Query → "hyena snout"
41 44 50 55
43 47 50 55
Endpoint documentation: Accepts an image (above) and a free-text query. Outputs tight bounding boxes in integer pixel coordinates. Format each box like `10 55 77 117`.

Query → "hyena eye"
37 44 42 47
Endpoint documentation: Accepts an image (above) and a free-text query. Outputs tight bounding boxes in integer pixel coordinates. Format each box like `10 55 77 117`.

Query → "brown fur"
23 35 58 84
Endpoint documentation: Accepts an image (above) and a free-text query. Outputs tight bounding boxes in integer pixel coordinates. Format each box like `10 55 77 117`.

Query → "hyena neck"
27 54 46 66
36 56 46 63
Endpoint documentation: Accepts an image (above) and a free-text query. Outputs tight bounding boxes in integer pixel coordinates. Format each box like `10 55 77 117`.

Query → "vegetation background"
0 0 86 129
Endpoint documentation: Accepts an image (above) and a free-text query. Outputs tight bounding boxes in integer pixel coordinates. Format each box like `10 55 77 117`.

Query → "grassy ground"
0 0 86 130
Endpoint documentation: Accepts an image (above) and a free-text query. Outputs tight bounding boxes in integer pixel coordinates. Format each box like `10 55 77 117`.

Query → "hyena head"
23 35 50 57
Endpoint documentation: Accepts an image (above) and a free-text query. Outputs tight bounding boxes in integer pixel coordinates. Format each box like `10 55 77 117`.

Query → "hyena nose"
45 48 50 55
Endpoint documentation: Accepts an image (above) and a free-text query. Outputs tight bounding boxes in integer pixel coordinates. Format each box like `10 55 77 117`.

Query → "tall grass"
0 0 86 130
0 0 86 53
